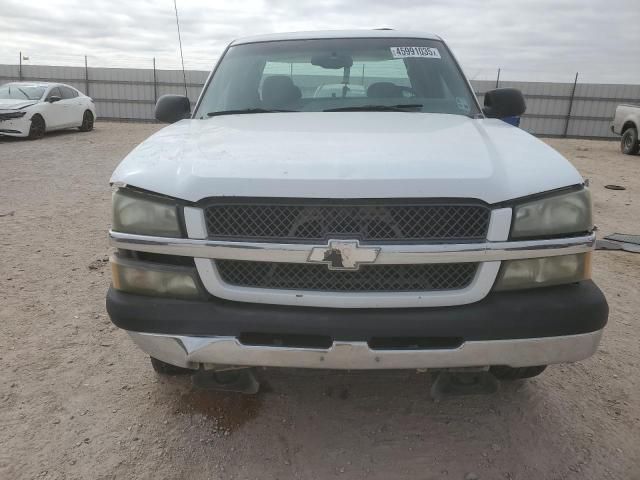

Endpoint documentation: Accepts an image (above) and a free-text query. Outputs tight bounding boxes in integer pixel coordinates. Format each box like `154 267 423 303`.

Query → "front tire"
150 356 193 375
28 114 46 140
490 365 547 380
78 110 94 132
621 127 639 155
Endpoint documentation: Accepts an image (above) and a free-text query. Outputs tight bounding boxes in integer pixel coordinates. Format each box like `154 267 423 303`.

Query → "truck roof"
231 29 441 46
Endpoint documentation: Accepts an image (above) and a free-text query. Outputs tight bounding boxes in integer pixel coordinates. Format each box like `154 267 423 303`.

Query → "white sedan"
0 82 97 139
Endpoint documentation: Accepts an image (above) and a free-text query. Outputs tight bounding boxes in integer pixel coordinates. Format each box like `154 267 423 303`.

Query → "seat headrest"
367 82 403 98
262 76 301 108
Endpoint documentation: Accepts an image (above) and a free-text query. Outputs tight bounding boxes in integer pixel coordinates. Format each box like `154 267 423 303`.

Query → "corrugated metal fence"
474 80 640 138
0 63 207 122
2 63 639 138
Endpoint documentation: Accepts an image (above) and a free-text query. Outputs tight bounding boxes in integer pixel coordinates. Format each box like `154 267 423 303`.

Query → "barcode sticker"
390 47 441 59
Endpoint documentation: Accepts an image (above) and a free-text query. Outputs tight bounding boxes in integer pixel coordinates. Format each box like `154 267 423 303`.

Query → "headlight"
112 188 181 237
110 255 201 299
0 111 27 119
511 188 592 239
494 253 591 291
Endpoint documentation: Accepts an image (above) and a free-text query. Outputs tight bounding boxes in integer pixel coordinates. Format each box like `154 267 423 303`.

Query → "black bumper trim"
106 281 608 341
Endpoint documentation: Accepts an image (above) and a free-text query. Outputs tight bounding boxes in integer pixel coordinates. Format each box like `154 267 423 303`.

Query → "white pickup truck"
106 30 607 386
611 104 640 155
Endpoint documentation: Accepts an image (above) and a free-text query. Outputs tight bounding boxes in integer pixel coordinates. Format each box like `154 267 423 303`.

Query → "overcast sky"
1 0 639 83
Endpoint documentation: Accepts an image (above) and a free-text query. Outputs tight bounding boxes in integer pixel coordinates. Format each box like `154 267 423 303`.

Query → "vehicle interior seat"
367 82 404 98
262 76 302 109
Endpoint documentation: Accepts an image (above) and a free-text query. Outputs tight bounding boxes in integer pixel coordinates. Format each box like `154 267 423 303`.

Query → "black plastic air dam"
106 281 608 341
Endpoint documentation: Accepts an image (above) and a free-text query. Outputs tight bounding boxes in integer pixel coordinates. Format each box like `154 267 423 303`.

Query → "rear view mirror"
482 88 526 119
155 94 190 123
48 96 61 103
311 53 353 70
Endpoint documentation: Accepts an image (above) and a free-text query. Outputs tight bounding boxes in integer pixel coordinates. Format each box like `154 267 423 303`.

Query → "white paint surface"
111 112 583 204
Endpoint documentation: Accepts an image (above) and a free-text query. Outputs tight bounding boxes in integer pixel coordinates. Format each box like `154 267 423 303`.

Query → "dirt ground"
1 123 639 480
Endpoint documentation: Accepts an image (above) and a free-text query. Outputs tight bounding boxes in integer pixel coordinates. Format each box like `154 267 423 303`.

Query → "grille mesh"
216 260 478 292
204 202 490 243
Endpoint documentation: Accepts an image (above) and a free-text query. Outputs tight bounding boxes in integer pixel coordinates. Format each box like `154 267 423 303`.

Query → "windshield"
195 38 480 118
0 84 46 100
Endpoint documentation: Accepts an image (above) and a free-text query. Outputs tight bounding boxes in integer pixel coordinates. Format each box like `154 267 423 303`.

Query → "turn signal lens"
494 253 591 291
110 256 201 299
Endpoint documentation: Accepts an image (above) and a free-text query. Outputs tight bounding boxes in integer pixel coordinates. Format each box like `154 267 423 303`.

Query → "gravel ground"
1 123 639 480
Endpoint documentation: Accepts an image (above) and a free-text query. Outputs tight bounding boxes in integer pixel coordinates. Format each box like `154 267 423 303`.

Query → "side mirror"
155 94 190 123
48 96 62 103
482 88 526 119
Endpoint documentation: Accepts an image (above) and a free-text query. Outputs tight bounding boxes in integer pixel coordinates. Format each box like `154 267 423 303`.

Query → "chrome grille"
203 200 490 243
215 260 478 292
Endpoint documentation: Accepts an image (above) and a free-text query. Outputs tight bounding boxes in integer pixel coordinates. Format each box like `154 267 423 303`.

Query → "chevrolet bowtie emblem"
308 240 380 271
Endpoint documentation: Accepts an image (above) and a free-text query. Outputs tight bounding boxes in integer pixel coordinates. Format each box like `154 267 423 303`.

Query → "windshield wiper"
207 108 297 117
323 104 423 112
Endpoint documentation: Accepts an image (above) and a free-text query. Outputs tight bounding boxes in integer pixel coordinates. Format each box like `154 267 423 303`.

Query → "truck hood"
0 99 38 110
111 113 583 204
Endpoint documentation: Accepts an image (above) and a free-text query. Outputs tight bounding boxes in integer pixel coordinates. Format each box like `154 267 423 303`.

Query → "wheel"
150 356 193 375
621 127 639 155
28 114 46 140
78 110 94 132
490 365 547 380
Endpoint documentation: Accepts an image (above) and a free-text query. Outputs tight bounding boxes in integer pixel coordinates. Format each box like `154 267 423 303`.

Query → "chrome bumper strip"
127 329 603 370
109 231 595 264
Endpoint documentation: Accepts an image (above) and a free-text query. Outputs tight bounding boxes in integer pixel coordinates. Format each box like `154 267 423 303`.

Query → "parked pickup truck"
611 104 640 155
106 30 608 385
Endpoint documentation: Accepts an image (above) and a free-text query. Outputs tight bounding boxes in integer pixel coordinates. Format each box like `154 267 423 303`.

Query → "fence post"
153 57 158 104
84 55 90 97
19 51 22 81
495 68 500 88
563 72 579 138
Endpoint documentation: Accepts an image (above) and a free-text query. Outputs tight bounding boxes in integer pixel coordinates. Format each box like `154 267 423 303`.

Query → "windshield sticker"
390 47 441 59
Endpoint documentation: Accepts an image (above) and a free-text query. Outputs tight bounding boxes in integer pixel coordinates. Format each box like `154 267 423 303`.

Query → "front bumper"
128 330 603 370
0 116 29 137
107 280 608 370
